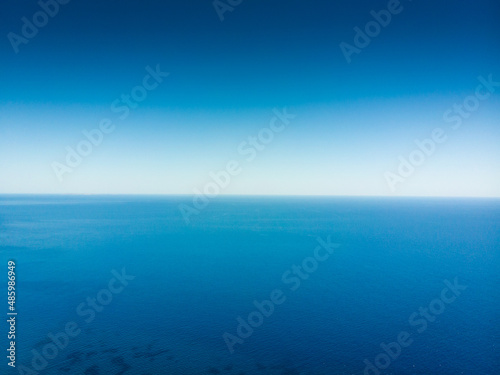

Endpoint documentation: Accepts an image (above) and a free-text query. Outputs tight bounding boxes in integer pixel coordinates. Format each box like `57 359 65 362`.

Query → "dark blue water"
1 195 498 374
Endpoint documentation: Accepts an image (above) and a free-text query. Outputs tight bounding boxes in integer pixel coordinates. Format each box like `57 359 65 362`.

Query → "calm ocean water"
0 195 498 375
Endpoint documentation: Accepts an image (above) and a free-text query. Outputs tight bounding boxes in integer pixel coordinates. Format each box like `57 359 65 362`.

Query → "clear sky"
0 0 499 196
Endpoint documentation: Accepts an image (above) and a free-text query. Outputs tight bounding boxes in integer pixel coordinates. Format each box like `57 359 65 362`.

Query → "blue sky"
0 0 499 196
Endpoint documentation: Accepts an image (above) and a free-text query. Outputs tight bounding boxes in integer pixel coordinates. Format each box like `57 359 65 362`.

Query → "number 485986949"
8 261 15 312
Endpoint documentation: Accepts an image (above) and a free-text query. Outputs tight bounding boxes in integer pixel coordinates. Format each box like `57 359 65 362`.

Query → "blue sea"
1 195 498 375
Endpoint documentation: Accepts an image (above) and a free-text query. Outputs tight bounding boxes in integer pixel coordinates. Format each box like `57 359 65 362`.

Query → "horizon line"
0 193 499 199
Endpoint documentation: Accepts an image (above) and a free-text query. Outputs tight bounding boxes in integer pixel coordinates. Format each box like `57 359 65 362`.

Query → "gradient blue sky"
0 0 499 196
